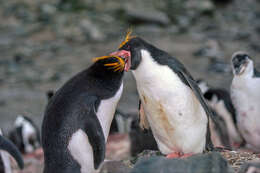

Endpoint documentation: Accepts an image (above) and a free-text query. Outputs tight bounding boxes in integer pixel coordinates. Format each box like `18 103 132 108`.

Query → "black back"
204 88 237 124
120 37 214 151
42 57 124 173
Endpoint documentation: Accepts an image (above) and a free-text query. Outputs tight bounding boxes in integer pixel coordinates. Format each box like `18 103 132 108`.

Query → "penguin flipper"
138 100 150 130
173 68 215 151
0 135 24 169
80 96 105 170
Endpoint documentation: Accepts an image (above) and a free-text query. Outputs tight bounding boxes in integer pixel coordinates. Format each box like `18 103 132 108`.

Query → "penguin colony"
1 31 259 172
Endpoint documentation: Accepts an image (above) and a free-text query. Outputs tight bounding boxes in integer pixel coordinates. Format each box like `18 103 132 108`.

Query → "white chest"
231 76 260 150
67 83 123 173
96 83 123 141
132 50 208 154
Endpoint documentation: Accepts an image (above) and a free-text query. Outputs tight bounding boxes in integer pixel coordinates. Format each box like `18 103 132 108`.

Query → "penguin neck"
96 83 124 141
132 49 160 83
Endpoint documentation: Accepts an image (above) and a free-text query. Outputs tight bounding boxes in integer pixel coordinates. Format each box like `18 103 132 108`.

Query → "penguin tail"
0 135 24 169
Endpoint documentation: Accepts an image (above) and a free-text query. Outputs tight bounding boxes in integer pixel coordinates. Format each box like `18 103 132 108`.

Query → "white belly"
231 77 260 151
132 50 208 154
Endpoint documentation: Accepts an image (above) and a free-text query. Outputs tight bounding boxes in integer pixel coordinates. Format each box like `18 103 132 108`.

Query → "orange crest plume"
118 28 135 49
92 55 125 72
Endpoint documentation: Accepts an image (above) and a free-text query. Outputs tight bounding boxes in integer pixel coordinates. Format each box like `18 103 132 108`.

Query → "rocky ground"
0 0 260 172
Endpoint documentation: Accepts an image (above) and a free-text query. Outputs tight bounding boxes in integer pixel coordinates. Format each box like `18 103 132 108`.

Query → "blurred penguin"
0 129 24 173
9 115 40 154
197 79 244 147
231 51 260 152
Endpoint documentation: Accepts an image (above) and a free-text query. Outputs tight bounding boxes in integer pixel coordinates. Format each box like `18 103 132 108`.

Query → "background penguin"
42 55 125 173
9 115 41 154
197 79 244 147
111 33 214 158
0 129 24 173
230 51 260 153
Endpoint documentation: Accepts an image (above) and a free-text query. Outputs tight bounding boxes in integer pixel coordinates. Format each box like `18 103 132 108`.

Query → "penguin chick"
0 129 24 172
9 115 40 154
197 80 244 147
231 51 260 152
42 55 125 173
111 33 214 158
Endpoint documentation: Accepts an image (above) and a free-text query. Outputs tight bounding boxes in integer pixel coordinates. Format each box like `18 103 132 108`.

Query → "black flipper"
180 72 214 151
0 135 24 169
78 96 105 170
159 56 215 151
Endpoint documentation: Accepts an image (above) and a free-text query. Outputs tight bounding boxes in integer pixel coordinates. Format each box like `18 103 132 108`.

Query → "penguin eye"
125 45 130 50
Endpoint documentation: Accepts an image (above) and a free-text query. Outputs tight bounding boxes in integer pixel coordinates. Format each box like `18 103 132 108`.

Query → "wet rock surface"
131 152 234 173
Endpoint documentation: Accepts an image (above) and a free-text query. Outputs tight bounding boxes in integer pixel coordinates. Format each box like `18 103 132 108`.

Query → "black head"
111 30 149 71
90 55 125 77
231 52 253 76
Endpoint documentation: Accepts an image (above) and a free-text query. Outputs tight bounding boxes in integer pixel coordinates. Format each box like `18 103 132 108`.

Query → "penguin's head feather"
231 51 254 76
92 55 125 72
112 32 149 71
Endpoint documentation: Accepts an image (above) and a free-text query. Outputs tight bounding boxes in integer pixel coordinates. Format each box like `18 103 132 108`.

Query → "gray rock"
131 152 234 173
238 162 260 173
123 7 170 26
80 19 105 41
100 161 131 173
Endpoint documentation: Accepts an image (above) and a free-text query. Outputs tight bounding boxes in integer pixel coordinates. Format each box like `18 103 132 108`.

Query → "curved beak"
110 50 131 72
0 135 24 169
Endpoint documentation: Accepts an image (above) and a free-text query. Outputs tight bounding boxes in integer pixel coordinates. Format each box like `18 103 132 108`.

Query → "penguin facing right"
0 129 24 173
42 55 125 173
230 51 260 152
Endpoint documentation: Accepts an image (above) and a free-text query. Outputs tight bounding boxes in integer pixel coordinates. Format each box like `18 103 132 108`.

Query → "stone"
238 162 260 173
131 152 234 173
123 7 170 26
100 161 131 173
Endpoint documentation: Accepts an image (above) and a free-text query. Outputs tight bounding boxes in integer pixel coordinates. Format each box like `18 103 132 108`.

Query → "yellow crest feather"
118 28 135 49
92 55 125 72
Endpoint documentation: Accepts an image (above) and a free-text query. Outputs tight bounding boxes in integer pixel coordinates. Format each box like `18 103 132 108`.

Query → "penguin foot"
166 152 193 158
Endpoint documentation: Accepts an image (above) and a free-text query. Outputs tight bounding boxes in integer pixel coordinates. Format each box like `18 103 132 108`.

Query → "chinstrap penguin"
230 51 260 153
197 80 243 147
0 129 24 173
111 32 214 158
9 115 40 154
42 55 125 173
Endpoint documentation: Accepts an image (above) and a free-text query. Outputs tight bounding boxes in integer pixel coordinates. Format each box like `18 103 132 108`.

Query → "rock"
123 7 170 26
238 161 260 173
38 4 57 22
100 161 131 173
80 19 105 41
131 152 234 173
207 59 231 73
193 40 224 60
221 150 260 172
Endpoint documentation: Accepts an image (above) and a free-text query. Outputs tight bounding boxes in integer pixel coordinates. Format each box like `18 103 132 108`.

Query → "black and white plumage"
9 115 40 154
230 51 260 152
197 80 243 147
112 36 214 157
42 55 125 173
0 129 24 173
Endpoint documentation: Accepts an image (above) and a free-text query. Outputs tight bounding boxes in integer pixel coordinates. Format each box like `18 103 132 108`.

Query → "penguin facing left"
111 32 214 158
42 55 125 173
0 129 24 173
